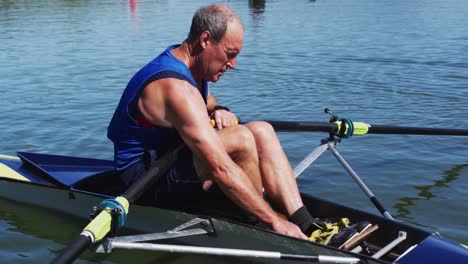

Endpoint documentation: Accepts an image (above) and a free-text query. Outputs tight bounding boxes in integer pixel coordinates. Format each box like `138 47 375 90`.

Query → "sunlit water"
1 0 467 263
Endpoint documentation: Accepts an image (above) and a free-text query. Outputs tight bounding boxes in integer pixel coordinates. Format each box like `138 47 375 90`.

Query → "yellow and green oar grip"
334 121 370 137
116 196 130 212
351 122 370 136
81 196 129 243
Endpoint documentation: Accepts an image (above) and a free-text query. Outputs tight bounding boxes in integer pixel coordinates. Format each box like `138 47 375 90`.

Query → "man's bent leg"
193 125 263 195
244 122 305 215
193 124 316 236
244 121 323 235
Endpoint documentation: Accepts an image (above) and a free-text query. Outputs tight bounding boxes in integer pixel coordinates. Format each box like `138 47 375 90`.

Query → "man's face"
203 21 244 82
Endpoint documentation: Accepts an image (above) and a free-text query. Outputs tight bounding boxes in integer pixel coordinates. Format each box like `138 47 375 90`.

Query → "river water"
1 0 467 263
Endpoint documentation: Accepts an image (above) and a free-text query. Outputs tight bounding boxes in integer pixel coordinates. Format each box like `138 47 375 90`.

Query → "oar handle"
210 119 240 128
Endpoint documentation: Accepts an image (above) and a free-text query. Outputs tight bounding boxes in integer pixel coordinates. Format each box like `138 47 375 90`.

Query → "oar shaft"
51 144 185 264
123 144 184 203
259 120 338 133
368 125 468 136
255 120 468 136
50 236 91 264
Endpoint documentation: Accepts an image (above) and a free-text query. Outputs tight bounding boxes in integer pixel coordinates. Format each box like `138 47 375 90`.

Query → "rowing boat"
1 118 468 263
0 148 466 263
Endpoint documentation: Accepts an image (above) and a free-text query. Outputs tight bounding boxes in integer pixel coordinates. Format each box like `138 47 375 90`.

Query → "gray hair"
188 4 240 45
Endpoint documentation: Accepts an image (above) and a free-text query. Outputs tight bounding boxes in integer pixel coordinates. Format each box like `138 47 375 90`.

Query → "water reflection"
129 0 137 14
248 0 265 13
128 0 138 22
248 0 265 30
393 163 468 220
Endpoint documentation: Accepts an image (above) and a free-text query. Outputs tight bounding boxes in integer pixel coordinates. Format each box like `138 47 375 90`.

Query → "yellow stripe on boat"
0 154 20 160
0 163 30 182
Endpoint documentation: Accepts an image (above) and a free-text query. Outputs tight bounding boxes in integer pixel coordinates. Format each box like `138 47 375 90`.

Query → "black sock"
288 206 319 235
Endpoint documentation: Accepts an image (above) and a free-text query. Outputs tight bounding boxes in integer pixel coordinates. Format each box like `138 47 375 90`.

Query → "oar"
259 118 467 220
51 144 185 264
107 241 361 263
247 120 468 136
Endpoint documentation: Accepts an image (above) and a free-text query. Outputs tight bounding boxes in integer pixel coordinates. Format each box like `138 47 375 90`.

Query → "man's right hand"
271 217 308 240
210 109 238 130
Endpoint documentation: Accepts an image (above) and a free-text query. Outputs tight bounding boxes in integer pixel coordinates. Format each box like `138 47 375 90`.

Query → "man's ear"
199 31 211 49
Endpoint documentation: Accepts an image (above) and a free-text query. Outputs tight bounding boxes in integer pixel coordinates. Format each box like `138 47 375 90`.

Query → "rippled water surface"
1 0 467 263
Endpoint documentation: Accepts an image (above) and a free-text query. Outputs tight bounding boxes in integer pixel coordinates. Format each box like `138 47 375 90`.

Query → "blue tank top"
107 45 208 171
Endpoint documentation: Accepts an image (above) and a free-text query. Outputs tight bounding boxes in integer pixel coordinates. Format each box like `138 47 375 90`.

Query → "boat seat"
17 152 114 188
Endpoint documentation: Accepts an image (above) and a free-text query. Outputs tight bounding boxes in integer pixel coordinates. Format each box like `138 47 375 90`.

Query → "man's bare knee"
235 125 257 152
245 121 275 141
219 125 257 156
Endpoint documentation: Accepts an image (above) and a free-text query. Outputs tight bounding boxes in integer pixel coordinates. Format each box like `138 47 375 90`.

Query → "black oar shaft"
252 120 468 136
123 144 185 203
368 125 468 136
255 120 338 133
51 145 185 264
51 236 91 264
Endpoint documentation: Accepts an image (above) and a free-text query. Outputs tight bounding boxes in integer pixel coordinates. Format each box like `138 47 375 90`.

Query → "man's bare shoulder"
142 78 198 103
137 77 202 127
139 77 206 125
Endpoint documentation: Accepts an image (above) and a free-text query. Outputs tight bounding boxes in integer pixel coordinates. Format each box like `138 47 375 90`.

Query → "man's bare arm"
206 92 218 113
139 79 307 239
139 79 277 225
